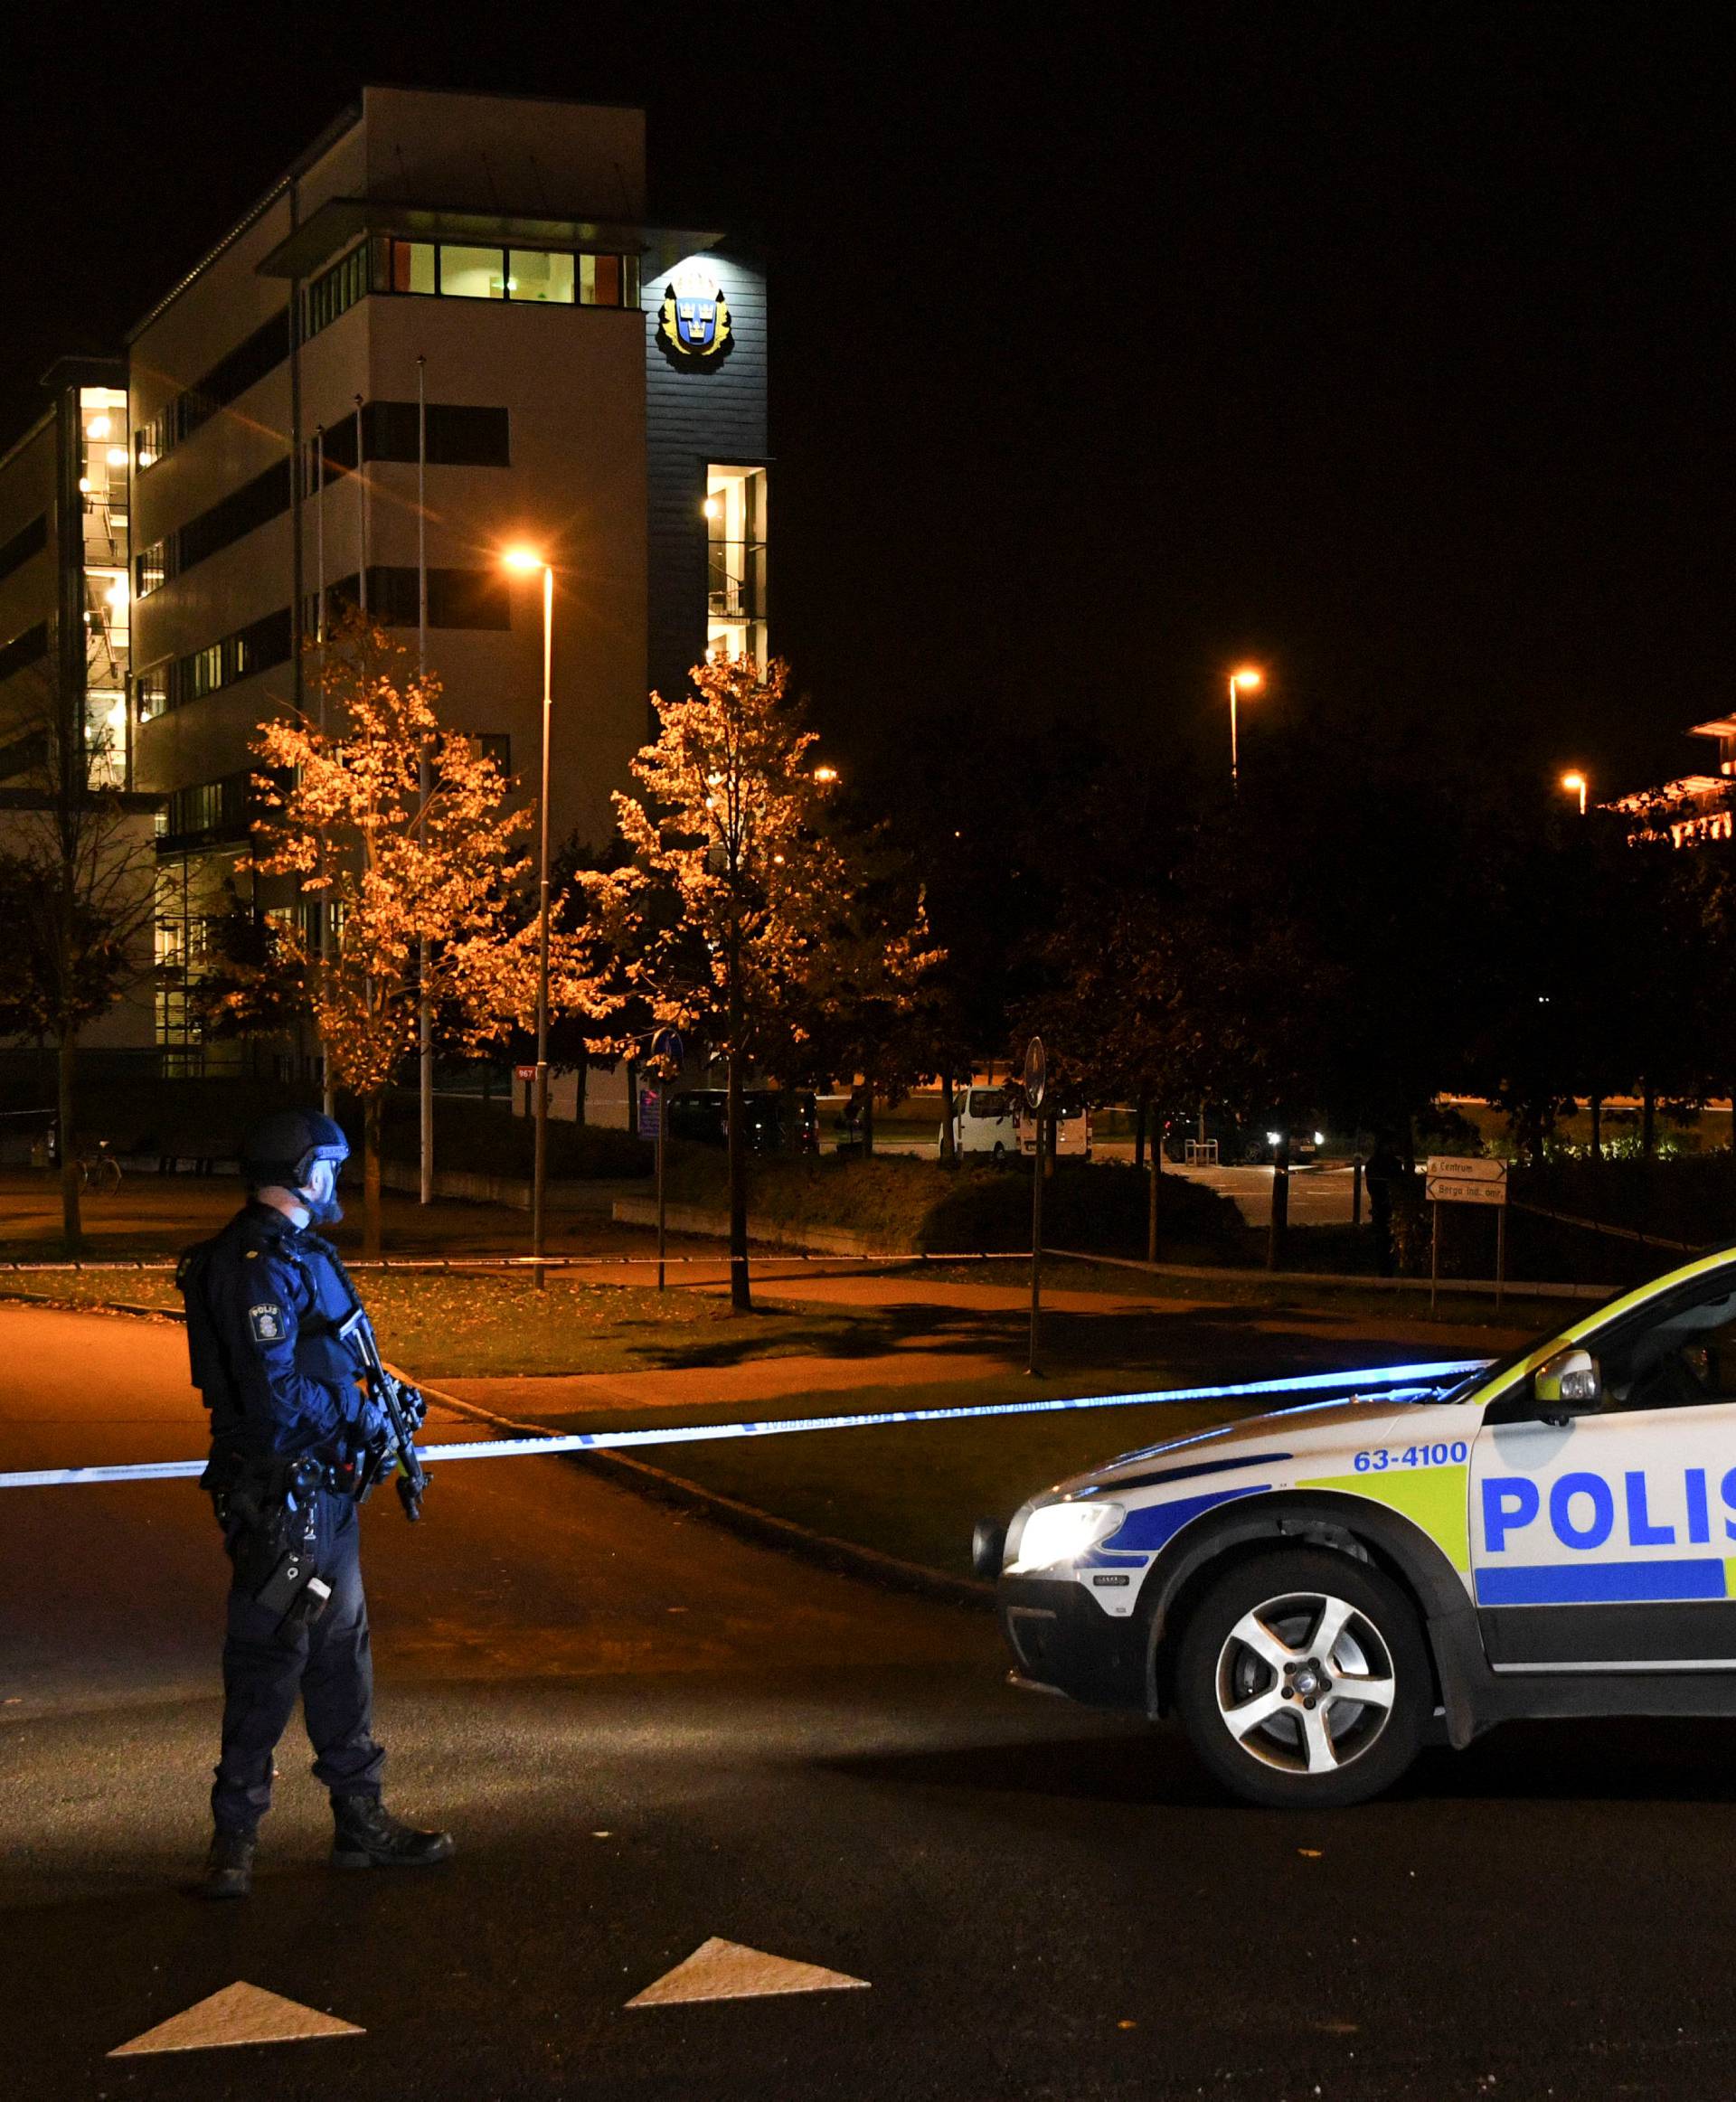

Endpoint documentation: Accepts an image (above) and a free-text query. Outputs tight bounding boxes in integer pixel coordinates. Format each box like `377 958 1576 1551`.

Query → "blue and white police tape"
0 1358 1491 1490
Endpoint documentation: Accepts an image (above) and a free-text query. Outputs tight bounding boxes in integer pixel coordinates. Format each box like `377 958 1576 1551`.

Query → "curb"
413 1376 995 1614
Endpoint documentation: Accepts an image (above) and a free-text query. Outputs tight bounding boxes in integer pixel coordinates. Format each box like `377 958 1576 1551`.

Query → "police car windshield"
1430 1283 1639 1404
1432 1256 1736 1407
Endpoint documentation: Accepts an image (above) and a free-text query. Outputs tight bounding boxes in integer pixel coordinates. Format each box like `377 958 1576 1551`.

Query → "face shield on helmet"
300 1155 344 1226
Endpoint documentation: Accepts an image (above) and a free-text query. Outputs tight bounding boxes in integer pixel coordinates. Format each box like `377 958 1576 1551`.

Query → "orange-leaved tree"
604 655 939 1309
245 616 613 1251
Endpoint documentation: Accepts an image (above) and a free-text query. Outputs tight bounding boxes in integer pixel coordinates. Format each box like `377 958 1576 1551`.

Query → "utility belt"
203 1446 340 1638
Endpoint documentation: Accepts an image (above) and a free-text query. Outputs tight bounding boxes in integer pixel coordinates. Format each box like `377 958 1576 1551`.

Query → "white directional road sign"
1426 1155 1508 1207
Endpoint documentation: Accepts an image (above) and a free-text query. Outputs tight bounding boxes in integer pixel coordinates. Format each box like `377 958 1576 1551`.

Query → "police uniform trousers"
212 1486 386 1833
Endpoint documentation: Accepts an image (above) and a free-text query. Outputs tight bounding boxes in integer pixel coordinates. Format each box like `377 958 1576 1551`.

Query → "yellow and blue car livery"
984 1240 1736 1758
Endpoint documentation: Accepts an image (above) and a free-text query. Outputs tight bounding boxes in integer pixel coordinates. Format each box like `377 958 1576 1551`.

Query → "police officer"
181 1109 453 1899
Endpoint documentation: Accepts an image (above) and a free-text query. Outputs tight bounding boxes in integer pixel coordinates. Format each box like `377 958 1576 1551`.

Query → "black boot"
331 1796 455 1871
199 1828 257 1899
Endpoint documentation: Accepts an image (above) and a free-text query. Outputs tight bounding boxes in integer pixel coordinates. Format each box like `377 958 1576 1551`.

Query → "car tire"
993 1143 1005 1162
1172 1547 1429 1809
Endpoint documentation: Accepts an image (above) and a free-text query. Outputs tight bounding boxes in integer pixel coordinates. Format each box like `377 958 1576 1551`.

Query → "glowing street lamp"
813 765 839 784
1561 769 1588 816
502 544 556 1286
1228 666 1263 794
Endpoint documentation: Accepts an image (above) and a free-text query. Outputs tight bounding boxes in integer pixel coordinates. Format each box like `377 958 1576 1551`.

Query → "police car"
977 1243 1736 1806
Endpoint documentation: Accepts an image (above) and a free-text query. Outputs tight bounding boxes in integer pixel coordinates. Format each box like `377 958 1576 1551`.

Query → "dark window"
162 769 273 845
478 733 512 777
426 405 511 467
135 665 169 722
231 608 292 682
162 608 291 712
0 620 49 683
0 729 47 781
302 244 369 340
174 458 291 577
179 311 293 443
0 512 47 587
359 565 513 630
136 310 290 469
305 403 510 485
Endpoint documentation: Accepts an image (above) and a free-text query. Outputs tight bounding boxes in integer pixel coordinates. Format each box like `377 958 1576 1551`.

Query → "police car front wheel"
1174 1549 1429 1808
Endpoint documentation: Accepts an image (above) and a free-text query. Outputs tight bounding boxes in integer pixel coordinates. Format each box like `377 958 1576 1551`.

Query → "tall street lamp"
1228 666 1263 793
504 544 555 1287
1561 768 1589 816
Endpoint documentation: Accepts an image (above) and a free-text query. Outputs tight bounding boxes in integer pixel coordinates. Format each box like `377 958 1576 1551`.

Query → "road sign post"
1024 1037 1046 1377
1424 1155 1509 1315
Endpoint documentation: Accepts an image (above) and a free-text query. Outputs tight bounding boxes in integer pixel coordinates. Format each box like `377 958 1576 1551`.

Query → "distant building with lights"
1613 718 1736 846
0 87 768 1079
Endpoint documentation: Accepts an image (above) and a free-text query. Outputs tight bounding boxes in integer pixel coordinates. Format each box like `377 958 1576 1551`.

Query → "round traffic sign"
1024 1035 1046 1109
650 1028 684 1073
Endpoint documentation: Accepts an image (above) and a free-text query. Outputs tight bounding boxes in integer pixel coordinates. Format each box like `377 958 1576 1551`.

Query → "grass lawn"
511 1375 1269 1579
0 1269 869 1378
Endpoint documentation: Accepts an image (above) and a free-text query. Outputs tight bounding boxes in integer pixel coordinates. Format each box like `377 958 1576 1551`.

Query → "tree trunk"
1147 1123 1161 1265
363 1090 382 1258
939 1061 956 1164
862 1084 875 1159
1590 1093 1601 1164
727 921 750 1312
1267 1133 1291 1270
1135 1090 1147 1171
57 1025 81 1252
1641 1084 1656 1160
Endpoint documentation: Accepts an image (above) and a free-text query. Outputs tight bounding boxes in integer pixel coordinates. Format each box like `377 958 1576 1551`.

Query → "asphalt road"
6 1306 1736 2100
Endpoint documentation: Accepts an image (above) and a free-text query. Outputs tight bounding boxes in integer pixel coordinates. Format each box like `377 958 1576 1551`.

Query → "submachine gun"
336 1305 430 1521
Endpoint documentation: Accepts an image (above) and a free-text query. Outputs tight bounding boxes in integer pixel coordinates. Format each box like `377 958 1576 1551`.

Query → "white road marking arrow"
626 1937 870 2007
108 1982 363 2056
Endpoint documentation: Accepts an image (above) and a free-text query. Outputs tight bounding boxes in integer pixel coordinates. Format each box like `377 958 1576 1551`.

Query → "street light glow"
814 765 839 784
502 544 547 573
1561 769 1588 815
1231 667 1264 693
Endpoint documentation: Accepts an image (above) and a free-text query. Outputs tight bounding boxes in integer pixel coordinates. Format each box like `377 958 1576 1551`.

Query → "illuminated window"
389 240 437 295
509 250 573 303
580 254 637 306
440 246 505 299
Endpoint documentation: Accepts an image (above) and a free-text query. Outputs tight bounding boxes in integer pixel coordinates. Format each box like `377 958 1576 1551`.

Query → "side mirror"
1533 1346 1602 1425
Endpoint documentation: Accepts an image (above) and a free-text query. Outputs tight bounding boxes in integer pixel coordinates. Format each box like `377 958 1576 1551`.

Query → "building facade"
0 357 158 1054
112 86 766 1071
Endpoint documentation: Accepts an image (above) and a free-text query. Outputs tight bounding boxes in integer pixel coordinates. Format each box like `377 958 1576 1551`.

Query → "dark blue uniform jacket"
184 1202 368 1460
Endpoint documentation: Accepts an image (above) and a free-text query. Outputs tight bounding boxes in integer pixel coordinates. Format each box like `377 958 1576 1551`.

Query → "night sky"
4 7 1726 802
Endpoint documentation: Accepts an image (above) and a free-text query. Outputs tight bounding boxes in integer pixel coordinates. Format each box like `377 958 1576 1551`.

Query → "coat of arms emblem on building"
659 266 732 363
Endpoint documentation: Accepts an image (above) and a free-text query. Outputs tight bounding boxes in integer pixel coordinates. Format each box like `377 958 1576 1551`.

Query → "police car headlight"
1007 1499 1126 1574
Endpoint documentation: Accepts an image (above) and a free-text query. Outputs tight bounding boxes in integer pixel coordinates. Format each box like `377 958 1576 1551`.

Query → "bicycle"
76 1140 123 1194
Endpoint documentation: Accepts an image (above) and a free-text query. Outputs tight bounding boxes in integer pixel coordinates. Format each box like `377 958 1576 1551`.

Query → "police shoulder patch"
249 1303 286 1344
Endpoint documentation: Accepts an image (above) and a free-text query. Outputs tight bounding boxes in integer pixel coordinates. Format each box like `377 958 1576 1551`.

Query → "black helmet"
241 1109 350 1190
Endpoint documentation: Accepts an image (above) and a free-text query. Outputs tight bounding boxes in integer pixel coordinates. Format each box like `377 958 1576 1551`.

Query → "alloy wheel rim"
1213 1588 1398 1775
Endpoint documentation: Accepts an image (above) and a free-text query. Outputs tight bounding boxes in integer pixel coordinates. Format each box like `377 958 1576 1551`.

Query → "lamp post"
1561 768 1588 816
504 545 554 1288
1228 666 1263 793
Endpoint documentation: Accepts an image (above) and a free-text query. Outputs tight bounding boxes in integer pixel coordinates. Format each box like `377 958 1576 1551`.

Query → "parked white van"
1019 1107 1092 1159
945 1088 1020 1158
